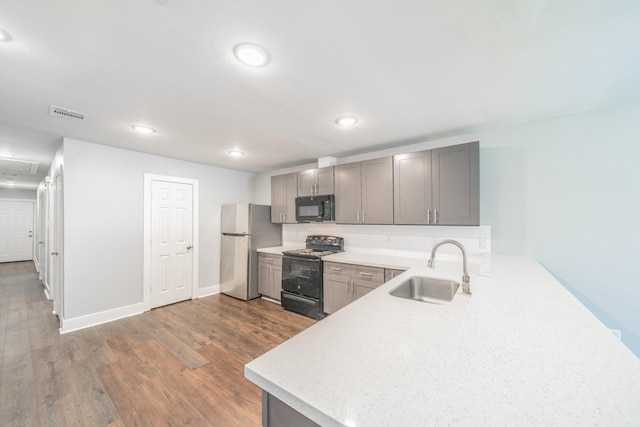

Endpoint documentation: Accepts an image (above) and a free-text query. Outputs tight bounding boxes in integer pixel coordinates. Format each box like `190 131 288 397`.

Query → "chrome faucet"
427 239 471 294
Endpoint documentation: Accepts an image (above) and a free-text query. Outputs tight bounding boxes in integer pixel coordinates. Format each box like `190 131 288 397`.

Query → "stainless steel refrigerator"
220 203 282 300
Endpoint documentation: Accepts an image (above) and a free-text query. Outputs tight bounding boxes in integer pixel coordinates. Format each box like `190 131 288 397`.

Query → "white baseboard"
60 302 145 334
197 284 220 298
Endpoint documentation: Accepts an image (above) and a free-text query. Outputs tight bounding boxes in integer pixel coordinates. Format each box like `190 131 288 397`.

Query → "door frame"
0 198 35 263
50 168 64 321
142 174 199 312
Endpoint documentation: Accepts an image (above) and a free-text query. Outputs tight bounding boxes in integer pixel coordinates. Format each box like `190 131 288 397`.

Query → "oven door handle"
289 273 311 279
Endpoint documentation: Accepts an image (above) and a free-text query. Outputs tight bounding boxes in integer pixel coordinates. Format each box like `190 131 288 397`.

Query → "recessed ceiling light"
0 28 11 42
227 150 245 157
335 116 358 127
234 44 270 67
131 125 156 135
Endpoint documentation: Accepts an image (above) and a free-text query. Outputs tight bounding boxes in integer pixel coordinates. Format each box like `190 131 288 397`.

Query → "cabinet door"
384 268 406 282
334 162 362 224
315 167 334 195
432 142 479 225
283 172 298 223
323 274 351 314
352 278 379 300
271 264 282 300
271 175 285 223
297 169 316 197
394 150 432 224
258 262 271 296
361 157 393 224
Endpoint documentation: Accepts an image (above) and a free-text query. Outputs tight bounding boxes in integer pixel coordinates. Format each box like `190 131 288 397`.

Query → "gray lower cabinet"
271 173 297 223
334 157 393 224
323 262 384 314
298 166 334 196
394 141 479 225
262 391 320 427
384 268 406 282
258 254 282 300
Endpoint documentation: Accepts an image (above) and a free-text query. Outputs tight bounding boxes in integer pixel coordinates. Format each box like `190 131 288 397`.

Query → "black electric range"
281 235 344 319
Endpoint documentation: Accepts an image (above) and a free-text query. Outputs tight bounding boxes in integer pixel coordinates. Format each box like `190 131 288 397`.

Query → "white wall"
62 138 255 321
254 102 640 356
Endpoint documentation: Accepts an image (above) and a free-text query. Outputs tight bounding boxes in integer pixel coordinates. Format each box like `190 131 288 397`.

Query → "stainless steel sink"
389 276 460 304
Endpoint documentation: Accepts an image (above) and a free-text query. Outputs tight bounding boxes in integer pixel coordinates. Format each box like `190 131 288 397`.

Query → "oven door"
282 256 321 298
281 291 324 319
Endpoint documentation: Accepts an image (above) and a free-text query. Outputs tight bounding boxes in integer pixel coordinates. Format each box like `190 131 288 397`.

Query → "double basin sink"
389 276 460 304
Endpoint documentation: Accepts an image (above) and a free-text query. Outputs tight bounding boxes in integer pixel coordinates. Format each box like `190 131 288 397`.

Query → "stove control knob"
297 285 301 290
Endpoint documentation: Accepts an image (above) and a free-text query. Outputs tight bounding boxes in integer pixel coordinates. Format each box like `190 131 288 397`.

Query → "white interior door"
0 200 34 263
150 179 195 308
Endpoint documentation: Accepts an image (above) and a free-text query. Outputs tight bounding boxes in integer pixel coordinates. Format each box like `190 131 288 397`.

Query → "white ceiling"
1 0 639 189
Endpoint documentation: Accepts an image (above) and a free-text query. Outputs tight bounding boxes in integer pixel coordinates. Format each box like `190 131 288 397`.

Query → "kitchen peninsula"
245 253 640 426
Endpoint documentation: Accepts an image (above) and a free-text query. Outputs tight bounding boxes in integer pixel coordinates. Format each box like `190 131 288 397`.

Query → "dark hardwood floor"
0 261 316 426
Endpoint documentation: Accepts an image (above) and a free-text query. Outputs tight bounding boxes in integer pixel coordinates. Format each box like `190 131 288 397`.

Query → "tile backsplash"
283 223 491 261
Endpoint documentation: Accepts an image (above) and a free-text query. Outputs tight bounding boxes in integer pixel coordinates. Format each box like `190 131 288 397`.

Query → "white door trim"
143 174 199 312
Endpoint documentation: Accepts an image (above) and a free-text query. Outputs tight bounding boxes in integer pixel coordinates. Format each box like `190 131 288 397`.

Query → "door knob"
51 252 58 256
186 245 193 250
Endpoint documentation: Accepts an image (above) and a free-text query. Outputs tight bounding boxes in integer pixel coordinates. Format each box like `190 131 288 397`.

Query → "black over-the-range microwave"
295 195 335 222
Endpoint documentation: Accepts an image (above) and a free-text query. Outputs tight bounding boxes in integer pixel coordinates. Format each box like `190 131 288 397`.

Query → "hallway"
0 261 315 426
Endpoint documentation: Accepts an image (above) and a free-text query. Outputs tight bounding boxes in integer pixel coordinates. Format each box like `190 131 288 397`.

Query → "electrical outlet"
479 238 487 249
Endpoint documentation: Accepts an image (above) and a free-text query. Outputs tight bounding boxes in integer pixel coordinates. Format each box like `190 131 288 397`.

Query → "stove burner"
283 248 337 258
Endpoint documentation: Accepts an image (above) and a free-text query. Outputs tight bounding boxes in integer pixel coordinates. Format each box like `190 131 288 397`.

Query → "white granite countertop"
245 254 640 426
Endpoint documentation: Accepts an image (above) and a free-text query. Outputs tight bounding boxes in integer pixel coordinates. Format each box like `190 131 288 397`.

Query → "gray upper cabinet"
271 173 297 223
394 150 432 225
298 167 334 196
335 157 393 224
393 141 479 225
334 162 362 224
432 142 479 225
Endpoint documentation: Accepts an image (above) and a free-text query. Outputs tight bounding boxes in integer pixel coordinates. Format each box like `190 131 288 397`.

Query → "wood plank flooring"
0 261 316 426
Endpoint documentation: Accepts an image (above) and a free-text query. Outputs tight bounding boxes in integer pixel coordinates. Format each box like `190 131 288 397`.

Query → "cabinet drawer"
323 262 355 277
354 265 384 283
259 254 282 266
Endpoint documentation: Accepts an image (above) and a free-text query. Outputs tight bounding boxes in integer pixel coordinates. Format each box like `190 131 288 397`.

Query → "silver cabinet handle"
434 209 438 224
51 252 58 256
330 267 342 271
359 272 373 277
356 211 360 223
187 245 193 250
362 211 365 223
427 209 431 224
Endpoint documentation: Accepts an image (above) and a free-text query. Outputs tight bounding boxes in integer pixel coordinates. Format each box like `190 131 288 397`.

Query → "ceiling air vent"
0 158 40 174
49 105 89 121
